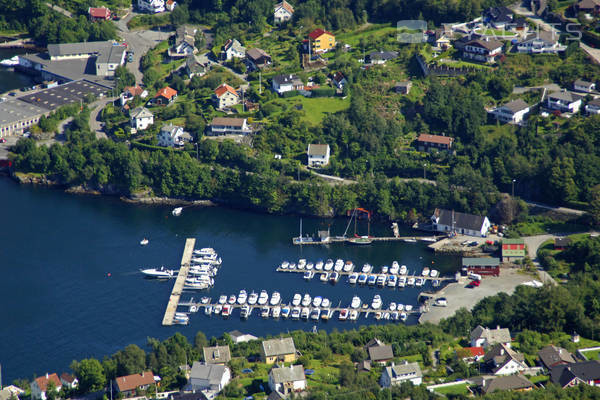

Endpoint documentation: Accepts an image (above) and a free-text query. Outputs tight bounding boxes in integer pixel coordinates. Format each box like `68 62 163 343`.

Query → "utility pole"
423 163 427 180
195 142 199 160
512 179 516 197
259 71 262 94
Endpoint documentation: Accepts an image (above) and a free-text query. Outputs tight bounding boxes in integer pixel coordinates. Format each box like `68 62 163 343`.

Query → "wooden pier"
162 238 196 326
275 267 452 284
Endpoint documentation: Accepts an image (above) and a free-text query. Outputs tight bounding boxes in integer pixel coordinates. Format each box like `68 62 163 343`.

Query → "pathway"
524 201 586 216
513 83 561 94
89 97 117 139
580 42 600 65
45 2 73 18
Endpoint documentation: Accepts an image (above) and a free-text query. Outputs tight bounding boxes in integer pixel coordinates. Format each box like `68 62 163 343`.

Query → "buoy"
107 273 112 277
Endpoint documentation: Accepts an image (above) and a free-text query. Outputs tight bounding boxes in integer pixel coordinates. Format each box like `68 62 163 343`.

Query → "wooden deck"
162 238 196 326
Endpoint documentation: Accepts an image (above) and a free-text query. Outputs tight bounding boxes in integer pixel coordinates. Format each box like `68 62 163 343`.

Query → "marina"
162 238 196 326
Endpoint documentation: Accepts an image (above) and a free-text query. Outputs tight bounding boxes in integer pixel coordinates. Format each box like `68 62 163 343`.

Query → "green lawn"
480 124 516 145
581 349 600 360
435 383 470 396
337 24 397 47
530 375 550 384
510 216 588 236
269 95 351 124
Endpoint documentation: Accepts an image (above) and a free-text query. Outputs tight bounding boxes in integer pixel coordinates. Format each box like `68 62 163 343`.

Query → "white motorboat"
399 265 408 275
348 273 359 284
218 295 227 304
0 55 19 67
398 276 407 287
228 295 236 304
362 263 372 273
172 207 183 216
315 260 324 270
371 295 382 309
390 261 399 274
319 272 329 282
322 298 331 308
140 267 174 279
238 290 247 304
415 277 424 287
140 238 149 246
240 305 250 319
405 304 413 311
420 236 437 242
204 305 213 315
374 311 382 320
422 267 430 277
301 294 312 307
261 307 270 318
304 271 315 280
173 316 189 325
281 306 291 318
324 259 334 271
313 296 323 307
367 274 377 286
213 305 222 315
351 296 361 309
389 302 397 311
391 311 399 320
201 297 210 304
298 259 307 269
430 269 439 278
376 275 387 287
334 259 344 272
338 308 348 320
400 312 408 321
404 237 417 243
248 291 258 305
292 293 302 306
194 248 216 256
270 291 281 305
387 275 397 287
186 276 212 286
301 307 310 319
343 260 354 272
280 261 289 269
289 262 296 270
321 309 332 320
291 307 301 319
306 262 314 270
184 281 210 290
349 310 358 320
272 306 281 318
433 279 440 287
222 305 231 317
407 277 416 286
397 303 404 311
310 308 321 320
358 274 368 284
330 272 339 283
382 266 389 274
258 290 269 305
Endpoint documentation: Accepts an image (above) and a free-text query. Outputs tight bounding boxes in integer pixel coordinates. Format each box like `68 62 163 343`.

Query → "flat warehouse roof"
0 100 48 126
19 80 109 111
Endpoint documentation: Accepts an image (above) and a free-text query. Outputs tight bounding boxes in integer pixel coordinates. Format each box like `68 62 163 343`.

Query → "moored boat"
376 275 387 287
238 290 247 304
304 271 315 281
324 259 334 271
387 275 397 287
281 306 291 318
338 308 349 320
319 272 329 282
248 291 258 305
310 308 321 320
258 290 269 305
399 265 408 275
371 294 382 309
351 296 361 309
172 207 183 216
292 293 301 306
343 260 354 272
302 294 312 307
362 263 372 273
140 238 149 246
270 291 281 305
313 296 323 307
301 307 310 319
422 267 430 277
358 274 368 284
348 273 359 284
291 307 301 319
367 274 377 286
330 271 339 283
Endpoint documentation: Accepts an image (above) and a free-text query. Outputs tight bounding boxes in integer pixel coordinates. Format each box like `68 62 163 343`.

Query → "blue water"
0 49 35 93
0 178 460 383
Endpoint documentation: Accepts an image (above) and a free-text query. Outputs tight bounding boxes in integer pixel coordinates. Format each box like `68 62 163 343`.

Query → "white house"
332 72 347 90
483 344 527 376
490 99 530 124
60 373 78 389
190 362 231 393
574 79 596 93
120 86 148 106
586 98 600 115
169 25 197 58
307 144 330 167
547 91 583 114
137 0 165 13
431 208 491 237
470 325 512 348
209 117 252 135
379 362 423 387
31 373 62 400
272 74 303 95
517 31 565 54
227 330 258 344
274 1 294 24
213 83 240 109
130 107 154 131
158 124 191 147
220 39 245 61
268 365 306 396
463 39 503 63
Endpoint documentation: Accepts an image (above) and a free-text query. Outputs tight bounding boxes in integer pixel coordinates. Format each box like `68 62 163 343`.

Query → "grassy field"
268 95 351 124
434 383 470 396
337 24 397 47
510 216 588 236
480 124 516 145
581 349 600 360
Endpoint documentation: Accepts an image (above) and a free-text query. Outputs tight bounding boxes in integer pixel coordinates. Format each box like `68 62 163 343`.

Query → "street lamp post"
512 179 516 197
423 163 427 180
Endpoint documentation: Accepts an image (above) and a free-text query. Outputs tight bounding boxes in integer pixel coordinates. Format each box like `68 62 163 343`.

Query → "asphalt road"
89 97 117 139
0 135 19 160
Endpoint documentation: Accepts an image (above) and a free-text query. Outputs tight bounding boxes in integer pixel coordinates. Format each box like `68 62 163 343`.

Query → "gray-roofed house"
220 39 245 61
576 0 600 14
203 345 231 365
0 388 19 400
574 79 596 93
307 144 330 167
190 362 231 393
484 6 514 29
483 343 527 375
586 98 600 115
394 81 412 95
538 345 576 369
482 375 534 394
261 337 297 364
95 45 127 76
185 53 211 78
517 30 564 53
272 74 304 95
268 365 306 396
274 0 294 24
367 50 399 65
490 99 530 124
169 25 198 58
547 91 583 113
365 339 394 364
551 360 600 388
228 330 258 344
380 362 423 387
246 48 272 70
463 39 503 63
470 325 511 348
209 117 252 135
431 208 491 237
130 107 154 131
157 124 191 147
46 41 126 77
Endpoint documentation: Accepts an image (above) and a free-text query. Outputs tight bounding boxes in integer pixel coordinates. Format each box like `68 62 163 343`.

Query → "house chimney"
46 373 49 379
500 349 505 355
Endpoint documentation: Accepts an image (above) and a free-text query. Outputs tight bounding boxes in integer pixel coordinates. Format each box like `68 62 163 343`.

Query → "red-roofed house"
152 86 178 106
114 371 155 397
60 373 79 389
274 1 294 24
88 7 111 21
166 0 177 11
460 347 485 363
31 373 62 400
213 83 240 109
308 29 336 53
416 134 454 153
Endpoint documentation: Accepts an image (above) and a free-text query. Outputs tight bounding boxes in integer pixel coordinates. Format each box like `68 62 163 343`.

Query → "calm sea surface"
0 49 35 93
0 178 461 382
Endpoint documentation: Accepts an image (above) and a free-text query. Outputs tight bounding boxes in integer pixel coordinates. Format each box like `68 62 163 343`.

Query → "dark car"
0 138 6 143
468 241 479 247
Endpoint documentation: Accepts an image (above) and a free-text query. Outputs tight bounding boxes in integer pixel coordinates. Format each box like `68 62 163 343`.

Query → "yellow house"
261 337 297 364
308 28 336 53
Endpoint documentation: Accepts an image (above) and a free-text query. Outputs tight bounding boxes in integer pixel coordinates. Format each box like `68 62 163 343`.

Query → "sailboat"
292 218 316 244
345 208 373 245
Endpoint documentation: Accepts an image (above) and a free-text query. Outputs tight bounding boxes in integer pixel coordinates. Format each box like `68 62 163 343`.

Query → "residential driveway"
89 97 117 139
524 200 586 216
580 42 600 65
522 234 555 259
513 83 561 94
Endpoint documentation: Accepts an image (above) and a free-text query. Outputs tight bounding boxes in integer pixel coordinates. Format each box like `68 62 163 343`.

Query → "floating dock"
162 238 196 326
292 236 440 245
275 267 452 284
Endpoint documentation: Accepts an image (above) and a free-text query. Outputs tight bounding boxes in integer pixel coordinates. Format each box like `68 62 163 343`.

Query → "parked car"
0 138 6 143
468 280 481 288
435 297 448 306
468 241 479 247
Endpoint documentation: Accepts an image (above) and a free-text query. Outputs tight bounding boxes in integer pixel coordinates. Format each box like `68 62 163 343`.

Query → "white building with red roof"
274 1 294 24
88 7 111 21
212 83 240 109
31 373 62 400
114 371 155 397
